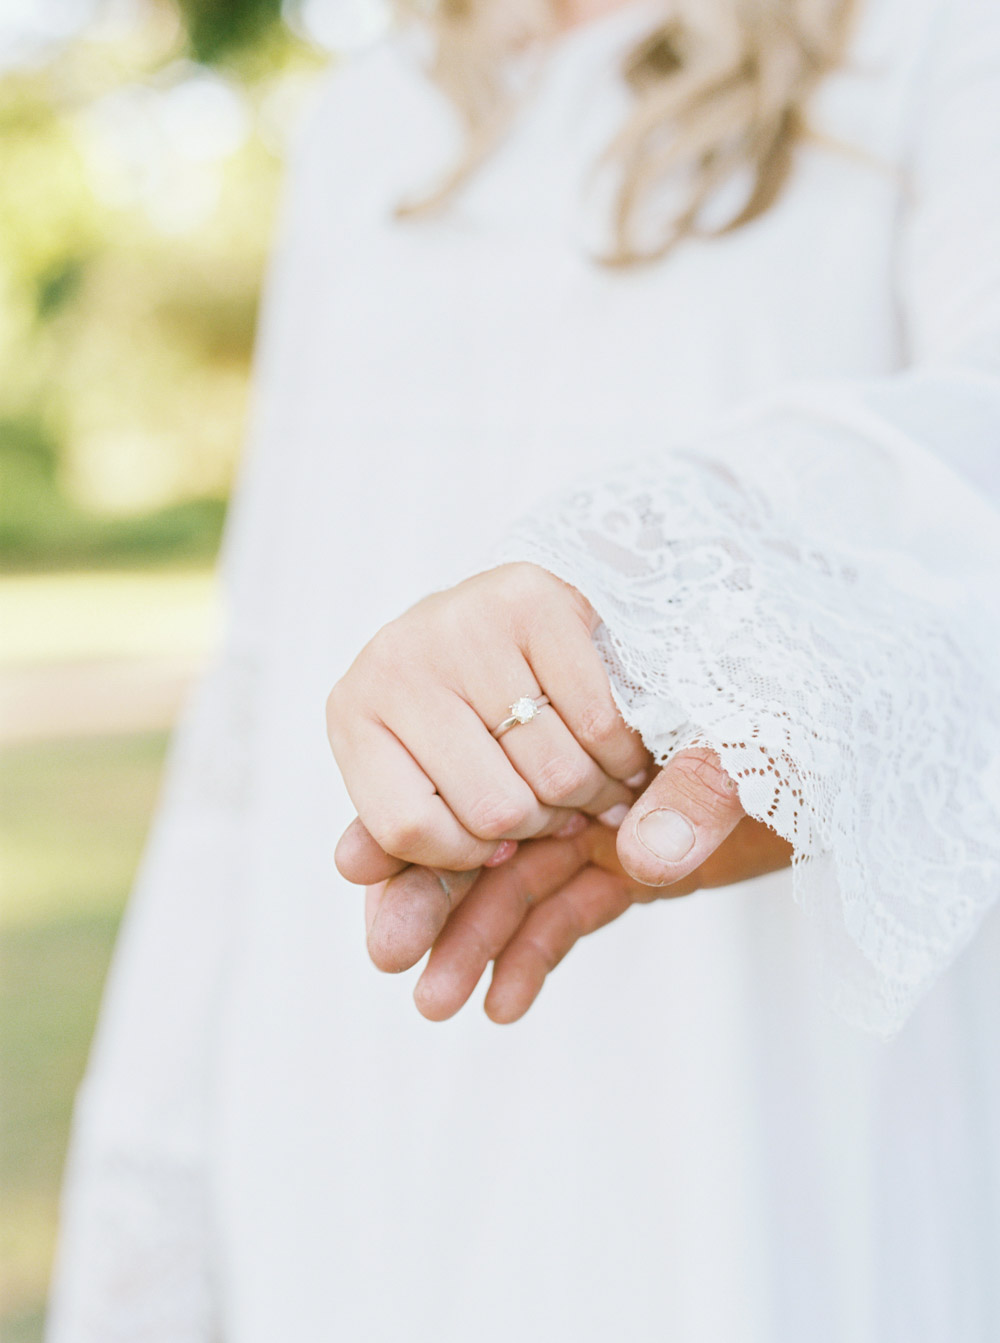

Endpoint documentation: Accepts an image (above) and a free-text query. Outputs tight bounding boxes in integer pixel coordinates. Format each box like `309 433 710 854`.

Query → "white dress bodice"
49 2 1000 1340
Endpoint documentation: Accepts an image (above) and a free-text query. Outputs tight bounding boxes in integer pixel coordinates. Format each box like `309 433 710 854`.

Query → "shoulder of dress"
821 0 996 166
873 0 1000 75
845 0 939 71
295 34 453 163
285 32 458 218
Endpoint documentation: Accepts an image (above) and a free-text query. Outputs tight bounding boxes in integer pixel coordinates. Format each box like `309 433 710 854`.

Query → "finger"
498 700 635 819
385 686 575 844
484 865 634 1024
525 606 649 782
692 815 793 888
412 833 591 1021
576 814 701 899
616 748 744 888
580 811 790 898
367 865 481 973
338 815 510 890
365 882 385 942
336 816 408 886
331 716 506 870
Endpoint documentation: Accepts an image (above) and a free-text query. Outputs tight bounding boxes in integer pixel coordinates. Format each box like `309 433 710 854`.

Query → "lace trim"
498 430 1000 1036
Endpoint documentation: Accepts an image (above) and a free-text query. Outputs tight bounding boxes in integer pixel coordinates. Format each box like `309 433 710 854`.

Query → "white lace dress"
48 1 1000 1339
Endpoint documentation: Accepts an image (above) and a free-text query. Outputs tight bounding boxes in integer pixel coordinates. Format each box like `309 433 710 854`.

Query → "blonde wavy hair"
394 0 857 263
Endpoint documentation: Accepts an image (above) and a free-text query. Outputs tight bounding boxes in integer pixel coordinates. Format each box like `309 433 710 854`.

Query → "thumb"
616 748 744 887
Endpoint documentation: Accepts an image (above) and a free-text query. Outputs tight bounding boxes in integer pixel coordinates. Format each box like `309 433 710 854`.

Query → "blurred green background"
0 0 372 1334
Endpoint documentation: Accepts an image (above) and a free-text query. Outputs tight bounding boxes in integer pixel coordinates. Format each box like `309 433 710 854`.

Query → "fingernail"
413 973 435 1005
433 870 456 900
484 840 517 867
430 867 477 903
365 884 385 938
597 803 630 829
625 770 648 789
554 812 588 839
414 973 448 1013
636 809 695 862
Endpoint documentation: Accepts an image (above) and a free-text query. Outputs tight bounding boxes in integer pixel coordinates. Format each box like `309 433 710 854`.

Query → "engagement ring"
492 694 550 740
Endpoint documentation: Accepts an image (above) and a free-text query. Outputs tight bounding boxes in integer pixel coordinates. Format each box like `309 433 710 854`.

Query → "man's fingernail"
430 867 478 903
636 809 696 862
484 840 517 867
625 770 648 789
554 812 588 839
598 803 630 829
433 870 455 900
365 884 385 938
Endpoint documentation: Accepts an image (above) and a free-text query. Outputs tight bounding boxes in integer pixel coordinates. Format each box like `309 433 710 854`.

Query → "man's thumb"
616 748 744 887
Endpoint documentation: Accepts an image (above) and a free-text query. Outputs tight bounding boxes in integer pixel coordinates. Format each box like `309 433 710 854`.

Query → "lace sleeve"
498 0 1000 1038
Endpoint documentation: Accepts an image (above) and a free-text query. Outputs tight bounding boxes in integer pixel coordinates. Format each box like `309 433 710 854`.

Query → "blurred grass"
0 490 228 575
0 565 218 668
1 731 171 1339
0 561 218 1337
0 2 334 1335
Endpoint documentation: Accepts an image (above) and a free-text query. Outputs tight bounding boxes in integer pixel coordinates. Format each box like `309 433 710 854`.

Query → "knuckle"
533 755 592 805
465 791 532 840
369 812 429 860
461 921 498 967
669 749 739 820
575 698 622 749
505 864 533 911
498 560 546 600
522 931 563 974
324 678 358 747
324 682 345 738
495 563 559 629
431 593 472 646
328 637 407 735
363 621 410 678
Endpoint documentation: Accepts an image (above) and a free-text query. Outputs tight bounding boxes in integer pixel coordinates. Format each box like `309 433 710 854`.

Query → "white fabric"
498 388 1000 1036
48 1 1000 1339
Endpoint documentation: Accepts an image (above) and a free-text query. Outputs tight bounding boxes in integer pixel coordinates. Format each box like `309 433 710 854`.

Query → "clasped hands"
327 562 791 1023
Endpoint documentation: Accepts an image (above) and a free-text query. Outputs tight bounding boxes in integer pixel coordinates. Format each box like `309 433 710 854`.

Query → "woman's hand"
339 748 793 1022
326 562 650 872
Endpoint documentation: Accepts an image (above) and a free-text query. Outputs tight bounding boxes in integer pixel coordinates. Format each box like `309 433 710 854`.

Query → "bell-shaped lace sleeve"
498 0 1000 1037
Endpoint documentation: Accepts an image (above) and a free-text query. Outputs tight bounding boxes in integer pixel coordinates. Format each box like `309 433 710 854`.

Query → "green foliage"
35 256 88 320
0 4 324 573
0 9 331 1338
177 0 285 65
0 483 228 570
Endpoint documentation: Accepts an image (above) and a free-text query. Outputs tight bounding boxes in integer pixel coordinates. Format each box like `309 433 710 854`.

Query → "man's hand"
337 749 792 1022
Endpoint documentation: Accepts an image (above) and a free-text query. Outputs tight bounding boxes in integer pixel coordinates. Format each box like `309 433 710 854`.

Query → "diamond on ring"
492 694 551 740
510 696 539 724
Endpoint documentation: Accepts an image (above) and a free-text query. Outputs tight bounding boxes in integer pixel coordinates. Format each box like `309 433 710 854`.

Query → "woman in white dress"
49 0 1000 1339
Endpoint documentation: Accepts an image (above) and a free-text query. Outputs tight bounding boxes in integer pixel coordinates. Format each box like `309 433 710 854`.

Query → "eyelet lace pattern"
498 401 1000 1037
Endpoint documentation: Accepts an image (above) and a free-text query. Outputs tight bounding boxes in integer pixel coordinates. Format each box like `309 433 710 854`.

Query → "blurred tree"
176 0 284 65
0 1 326 571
